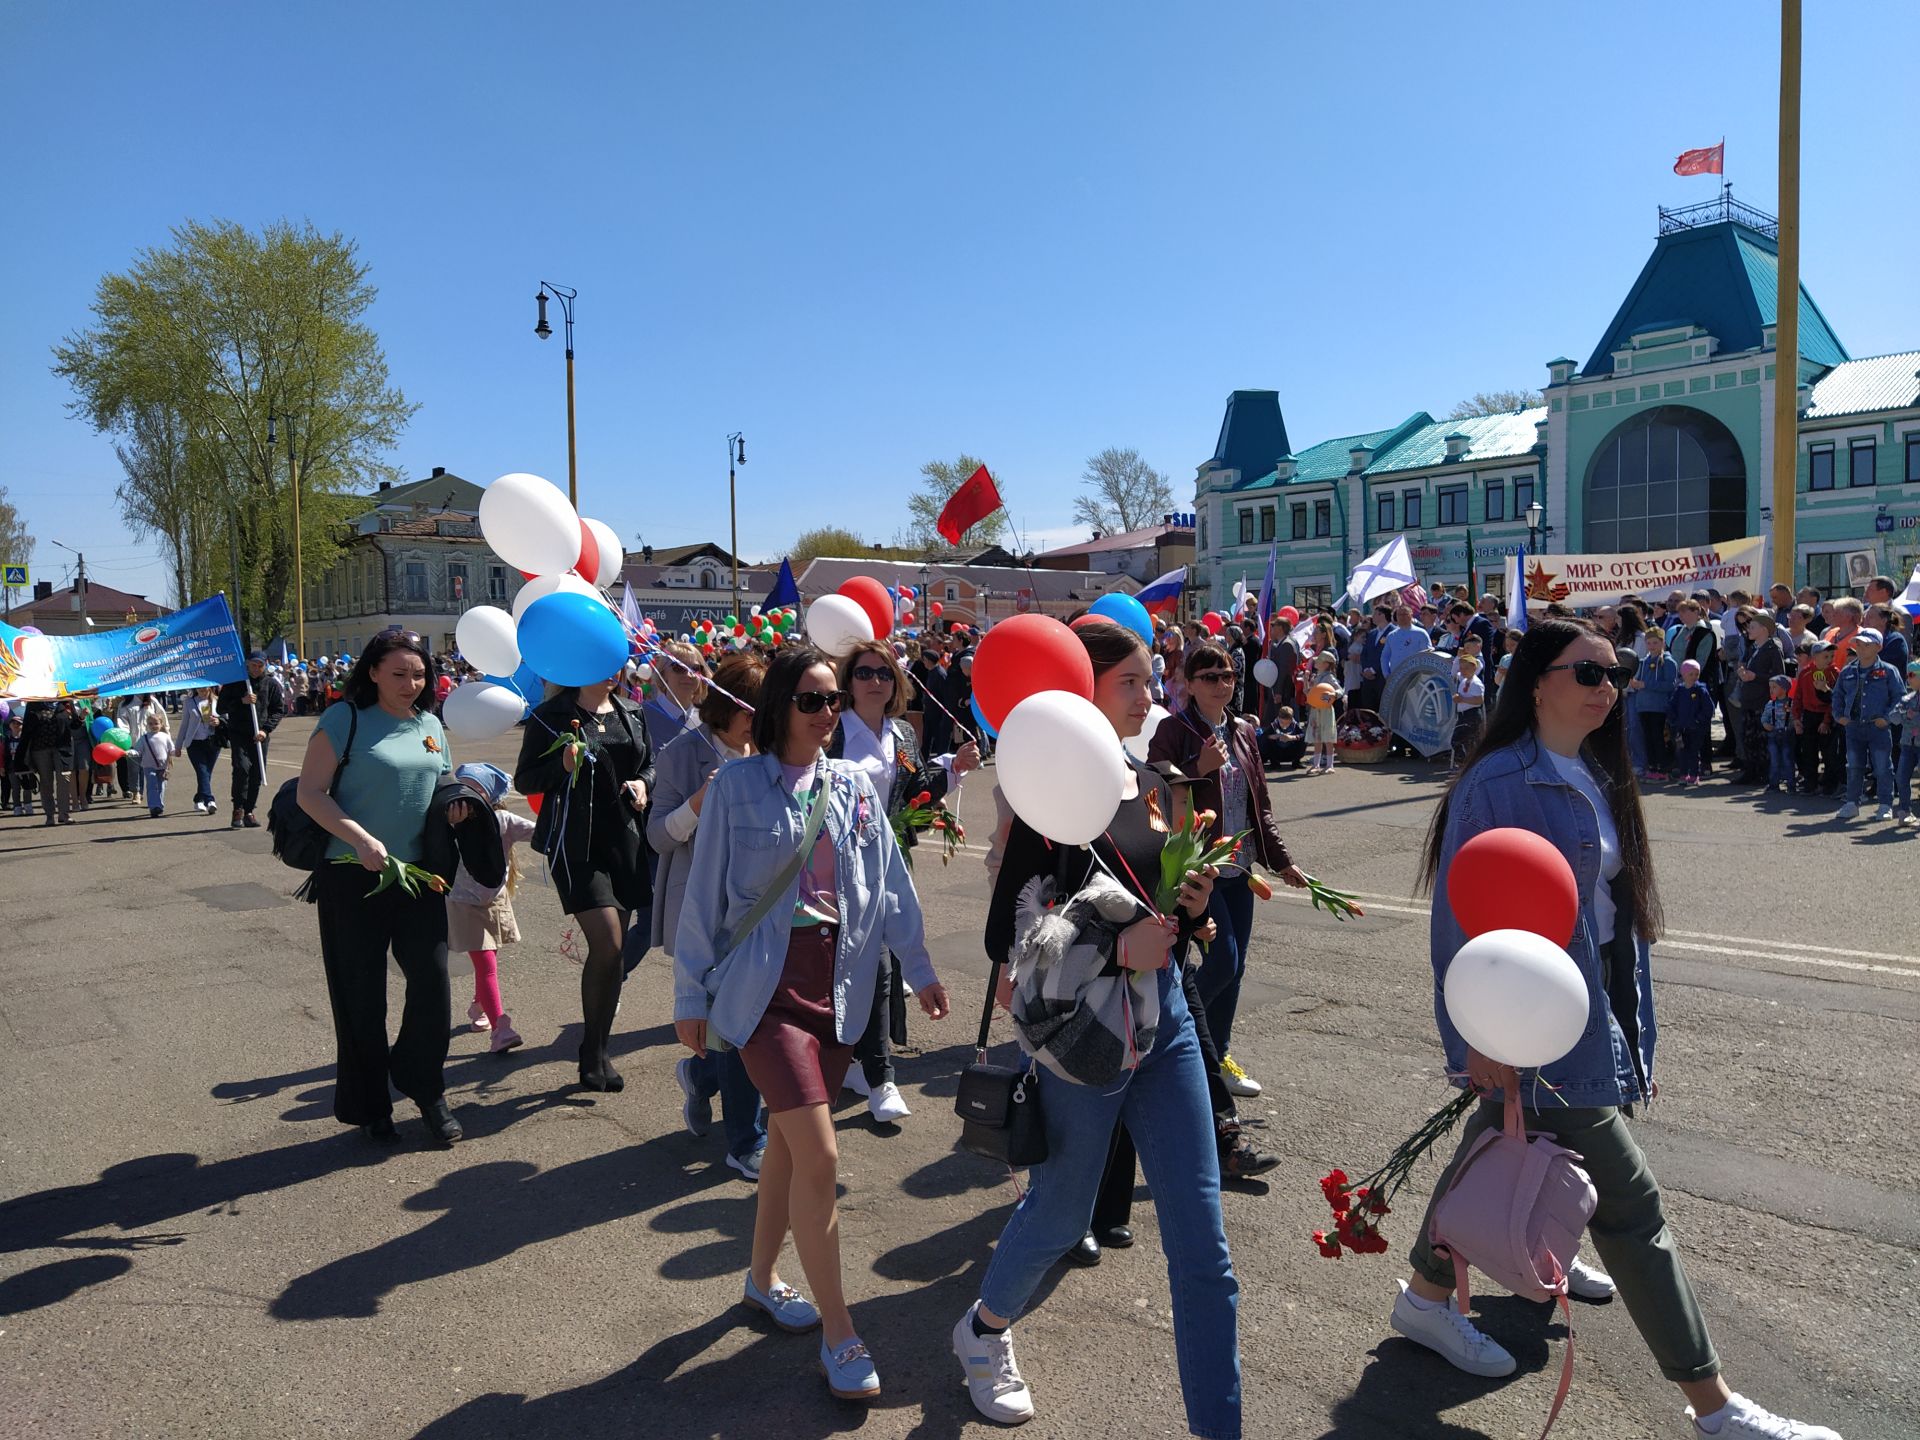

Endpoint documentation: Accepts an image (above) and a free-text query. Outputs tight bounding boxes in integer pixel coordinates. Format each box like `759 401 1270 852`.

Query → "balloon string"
1092 832 1167 923
911 673 978 747
602 599 760 714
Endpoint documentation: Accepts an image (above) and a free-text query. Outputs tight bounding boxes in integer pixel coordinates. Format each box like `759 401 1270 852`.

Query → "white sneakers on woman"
869 1082 911 1122
1389 1280 1517 1377
1685 1394 1843 1438
952 1304 1035 1424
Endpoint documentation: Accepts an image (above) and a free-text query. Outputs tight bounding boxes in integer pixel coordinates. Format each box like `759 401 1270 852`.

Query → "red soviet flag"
1673 141 1724 176
936 464 1003 546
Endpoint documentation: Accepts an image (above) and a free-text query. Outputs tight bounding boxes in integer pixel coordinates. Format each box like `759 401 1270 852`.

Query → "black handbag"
954 955 1048 1168
268 706 356 877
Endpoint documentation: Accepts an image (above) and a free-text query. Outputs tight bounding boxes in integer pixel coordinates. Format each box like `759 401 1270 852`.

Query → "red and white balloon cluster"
442 473 628 740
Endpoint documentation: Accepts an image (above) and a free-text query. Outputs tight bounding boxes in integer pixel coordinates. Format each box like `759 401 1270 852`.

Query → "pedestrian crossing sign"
2 564 27 586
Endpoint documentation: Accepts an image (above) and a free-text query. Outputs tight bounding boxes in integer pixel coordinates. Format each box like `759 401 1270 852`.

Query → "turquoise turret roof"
1581 218 1847 376
1367 406 1548 475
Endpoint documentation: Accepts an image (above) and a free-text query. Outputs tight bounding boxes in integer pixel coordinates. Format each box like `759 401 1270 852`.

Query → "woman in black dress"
515 667 653 1091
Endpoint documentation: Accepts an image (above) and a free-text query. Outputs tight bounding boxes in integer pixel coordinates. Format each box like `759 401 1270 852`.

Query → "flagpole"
1771 8 1801 588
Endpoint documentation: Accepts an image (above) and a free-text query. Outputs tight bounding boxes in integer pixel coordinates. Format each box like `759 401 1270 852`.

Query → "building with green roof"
1196 193 1920 613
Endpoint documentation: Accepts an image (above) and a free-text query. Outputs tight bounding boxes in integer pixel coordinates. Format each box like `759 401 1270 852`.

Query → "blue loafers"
742 1271 820 1332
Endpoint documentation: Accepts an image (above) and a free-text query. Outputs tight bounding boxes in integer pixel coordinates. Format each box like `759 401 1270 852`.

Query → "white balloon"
1123 703 1171 762
1443 928 1591 1070
479 472 582 577
1252 657 1280 688
997 690 1130 845
806 593 875 657
455 605 522 677
441 680 527 740
580 516 624 586
512 571 603 622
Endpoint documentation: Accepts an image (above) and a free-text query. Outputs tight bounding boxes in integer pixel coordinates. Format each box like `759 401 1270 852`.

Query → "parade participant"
23 699 82 826
134 710 174 817
1151 639 1307 1099
1160 626 1188 714
1668 659 1715 786
1790 640 1840 795
1866 604 1909 682
514 665 654 1091
174 686 223 815
1889 662 1920 827
1782 604 1818 660
650 652 770 1181
1821 596 1865 672
445 762 536 1054
827 639 980 1124
641 640 707 753
1629 628 1678 781
1449 654 1484 771
673 645 951 1403
1760 676 1796 794
957 619 1236 1436
1734 611 1785 784
218 651 286 830
115 693 165 801
1387 616 1841 1440
295 629 475 1145
2 713 29 815
1831 628 1906 823
1303 651 1343 773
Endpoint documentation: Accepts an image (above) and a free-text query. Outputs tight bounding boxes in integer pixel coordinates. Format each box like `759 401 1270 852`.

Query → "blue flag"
766 557 800 610
1256 540 1277 646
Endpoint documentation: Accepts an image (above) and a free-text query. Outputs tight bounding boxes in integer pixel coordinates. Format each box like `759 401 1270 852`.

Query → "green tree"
1073 446 1173 535
0 484 32 617
1447 389 1543 419
52 219 415 646
906 454 1009 551
789 525 871 570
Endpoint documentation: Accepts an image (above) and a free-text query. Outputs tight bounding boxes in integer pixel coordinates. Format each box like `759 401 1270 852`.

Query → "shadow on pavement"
0 1253 134 1315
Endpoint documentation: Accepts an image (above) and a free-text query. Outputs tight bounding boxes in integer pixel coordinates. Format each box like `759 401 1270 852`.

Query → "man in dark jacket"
218 651 286 829
22 700 83 826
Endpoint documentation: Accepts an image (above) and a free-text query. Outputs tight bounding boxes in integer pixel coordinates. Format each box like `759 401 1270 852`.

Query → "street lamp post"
49 540 88 622
1525 500 1545 557
267 412 304 660
726 433 746 620
534 283 580 508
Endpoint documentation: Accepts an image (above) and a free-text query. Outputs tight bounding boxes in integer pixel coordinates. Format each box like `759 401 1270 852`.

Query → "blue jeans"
686 1047 767 1161
1897 745 1918 816
186 739 219 807
143 770 166 810
1195 872 1256 1053
1844 725 1893 807
1766 732 1794 787
978 969 1240 1440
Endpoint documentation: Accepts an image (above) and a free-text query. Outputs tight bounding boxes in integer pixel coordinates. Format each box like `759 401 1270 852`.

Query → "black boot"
417 1098 462 1145
577 953 625 1092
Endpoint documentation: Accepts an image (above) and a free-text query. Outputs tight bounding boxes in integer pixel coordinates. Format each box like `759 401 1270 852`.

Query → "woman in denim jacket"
673 645 950 1403
1385 617 1842 1440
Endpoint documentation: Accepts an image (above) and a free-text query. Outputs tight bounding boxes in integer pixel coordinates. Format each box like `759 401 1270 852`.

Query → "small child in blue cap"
448 762 537 1052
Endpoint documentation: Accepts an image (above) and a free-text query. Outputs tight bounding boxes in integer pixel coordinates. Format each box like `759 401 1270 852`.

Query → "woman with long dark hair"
296 629 471 1145
954 620 1239 1438
1385 617 1841 1440
514 666 654 1092
673 645 950 1403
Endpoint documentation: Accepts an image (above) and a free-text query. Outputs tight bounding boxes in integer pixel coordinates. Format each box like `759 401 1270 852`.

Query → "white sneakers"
1220 1055 1262 1098
1567 1256 1616 1301
952 1304 1035 1425
843 1068 871 1098
488 1016 523 1054
869 1082 911 1123
1389 1280 1517 1378
1871 805 1893 822
1685 1393 1843 1439
1834 802 1859 820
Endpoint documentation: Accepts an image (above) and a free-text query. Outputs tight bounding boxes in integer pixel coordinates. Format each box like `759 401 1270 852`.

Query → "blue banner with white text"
0 595 249 700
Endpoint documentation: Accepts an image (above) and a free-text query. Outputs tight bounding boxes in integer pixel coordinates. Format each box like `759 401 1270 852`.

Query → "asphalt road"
1 717 1914 1440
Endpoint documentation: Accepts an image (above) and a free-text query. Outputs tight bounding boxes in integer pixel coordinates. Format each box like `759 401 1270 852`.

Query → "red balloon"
1276 605 1300 626
930 601 943 619
1201 611 1225 635
838 575 895 641
971 613 1095 730
525 791 544 816
92 741 126 765
1446 827 1580 947
575 518 599 584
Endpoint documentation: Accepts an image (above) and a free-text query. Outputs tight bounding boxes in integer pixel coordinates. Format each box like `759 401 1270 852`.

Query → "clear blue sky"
4 1 1916 603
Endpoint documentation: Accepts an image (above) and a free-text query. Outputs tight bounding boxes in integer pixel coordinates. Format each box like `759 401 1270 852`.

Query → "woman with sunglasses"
514 665 654 1092
1148 639 1308 1101
954 620 1237 1437
674 645 951 1402
826 640 980 1124
1385 618 1840 1440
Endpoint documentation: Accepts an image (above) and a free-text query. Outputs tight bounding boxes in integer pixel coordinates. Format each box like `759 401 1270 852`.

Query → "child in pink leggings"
448 763 537 1053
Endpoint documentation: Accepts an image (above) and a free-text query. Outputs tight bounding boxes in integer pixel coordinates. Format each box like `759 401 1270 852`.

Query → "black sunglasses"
1542 661 1637 689
792 689 848 714
1191 670 1234 684
849 665 894 684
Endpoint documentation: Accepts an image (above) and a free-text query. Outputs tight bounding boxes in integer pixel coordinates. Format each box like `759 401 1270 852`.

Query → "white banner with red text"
1520 535 1767 606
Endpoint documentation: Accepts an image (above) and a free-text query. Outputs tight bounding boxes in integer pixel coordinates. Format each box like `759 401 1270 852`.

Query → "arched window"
700 571 715 589
1584 406 1746 552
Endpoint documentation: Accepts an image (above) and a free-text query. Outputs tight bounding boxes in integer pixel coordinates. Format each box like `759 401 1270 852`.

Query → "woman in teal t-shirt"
297 628 467 1145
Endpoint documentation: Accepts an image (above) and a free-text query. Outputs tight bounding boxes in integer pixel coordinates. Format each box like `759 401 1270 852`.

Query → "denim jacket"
1888 688 1920 747
672 753 935 1048
1830 659 1907 726
1431 733 1656 1108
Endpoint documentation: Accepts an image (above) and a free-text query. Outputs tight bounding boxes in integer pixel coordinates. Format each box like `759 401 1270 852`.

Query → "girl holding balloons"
514 667 654 1093
1394 616 1840 1440
955 619 1238 1437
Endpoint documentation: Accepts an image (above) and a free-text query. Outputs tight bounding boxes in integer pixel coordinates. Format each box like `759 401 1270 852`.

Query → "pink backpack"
1430 1089 1597 1437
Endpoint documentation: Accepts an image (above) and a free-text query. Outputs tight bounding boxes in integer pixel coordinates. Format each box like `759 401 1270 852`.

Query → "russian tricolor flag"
1137 566 1185 615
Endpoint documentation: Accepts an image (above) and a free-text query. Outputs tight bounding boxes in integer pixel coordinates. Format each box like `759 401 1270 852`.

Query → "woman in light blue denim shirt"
1383 618 1842 1440
673 645 950 1404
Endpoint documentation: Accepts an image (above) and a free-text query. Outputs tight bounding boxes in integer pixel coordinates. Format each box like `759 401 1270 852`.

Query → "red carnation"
1312 1230 1342 1259
912 790 933 806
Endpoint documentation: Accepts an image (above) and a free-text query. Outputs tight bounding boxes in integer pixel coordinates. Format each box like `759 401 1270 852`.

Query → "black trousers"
853 951 909 1089
1796 719 1840 792
315 862 451 1126
1091 962 1236 1234
230 737 268 812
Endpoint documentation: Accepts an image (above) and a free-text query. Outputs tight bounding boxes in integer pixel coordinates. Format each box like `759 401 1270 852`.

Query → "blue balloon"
1088 592 1154 644
483 660 544 716
969 694 999 741
89 714 115 741
518 592 628 687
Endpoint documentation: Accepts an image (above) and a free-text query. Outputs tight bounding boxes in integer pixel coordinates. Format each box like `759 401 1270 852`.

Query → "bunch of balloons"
88 712 134 766
1441 828 1590 1070
806 575 901 655
443 473 630 740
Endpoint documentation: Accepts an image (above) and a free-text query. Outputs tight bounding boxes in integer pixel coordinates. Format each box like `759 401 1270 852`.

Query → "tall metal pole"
1771 0 1802 588
727 433 746 620
289 425 305 660
564 345 579 510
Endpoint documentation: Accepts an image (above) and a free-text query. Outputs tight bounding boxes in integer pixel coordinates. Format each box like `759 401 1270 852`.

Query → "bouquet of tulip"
890 789 964 867
540 718 589 789
1156 809 1244 913
1311 1087 1477 1258
332 852 451 898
